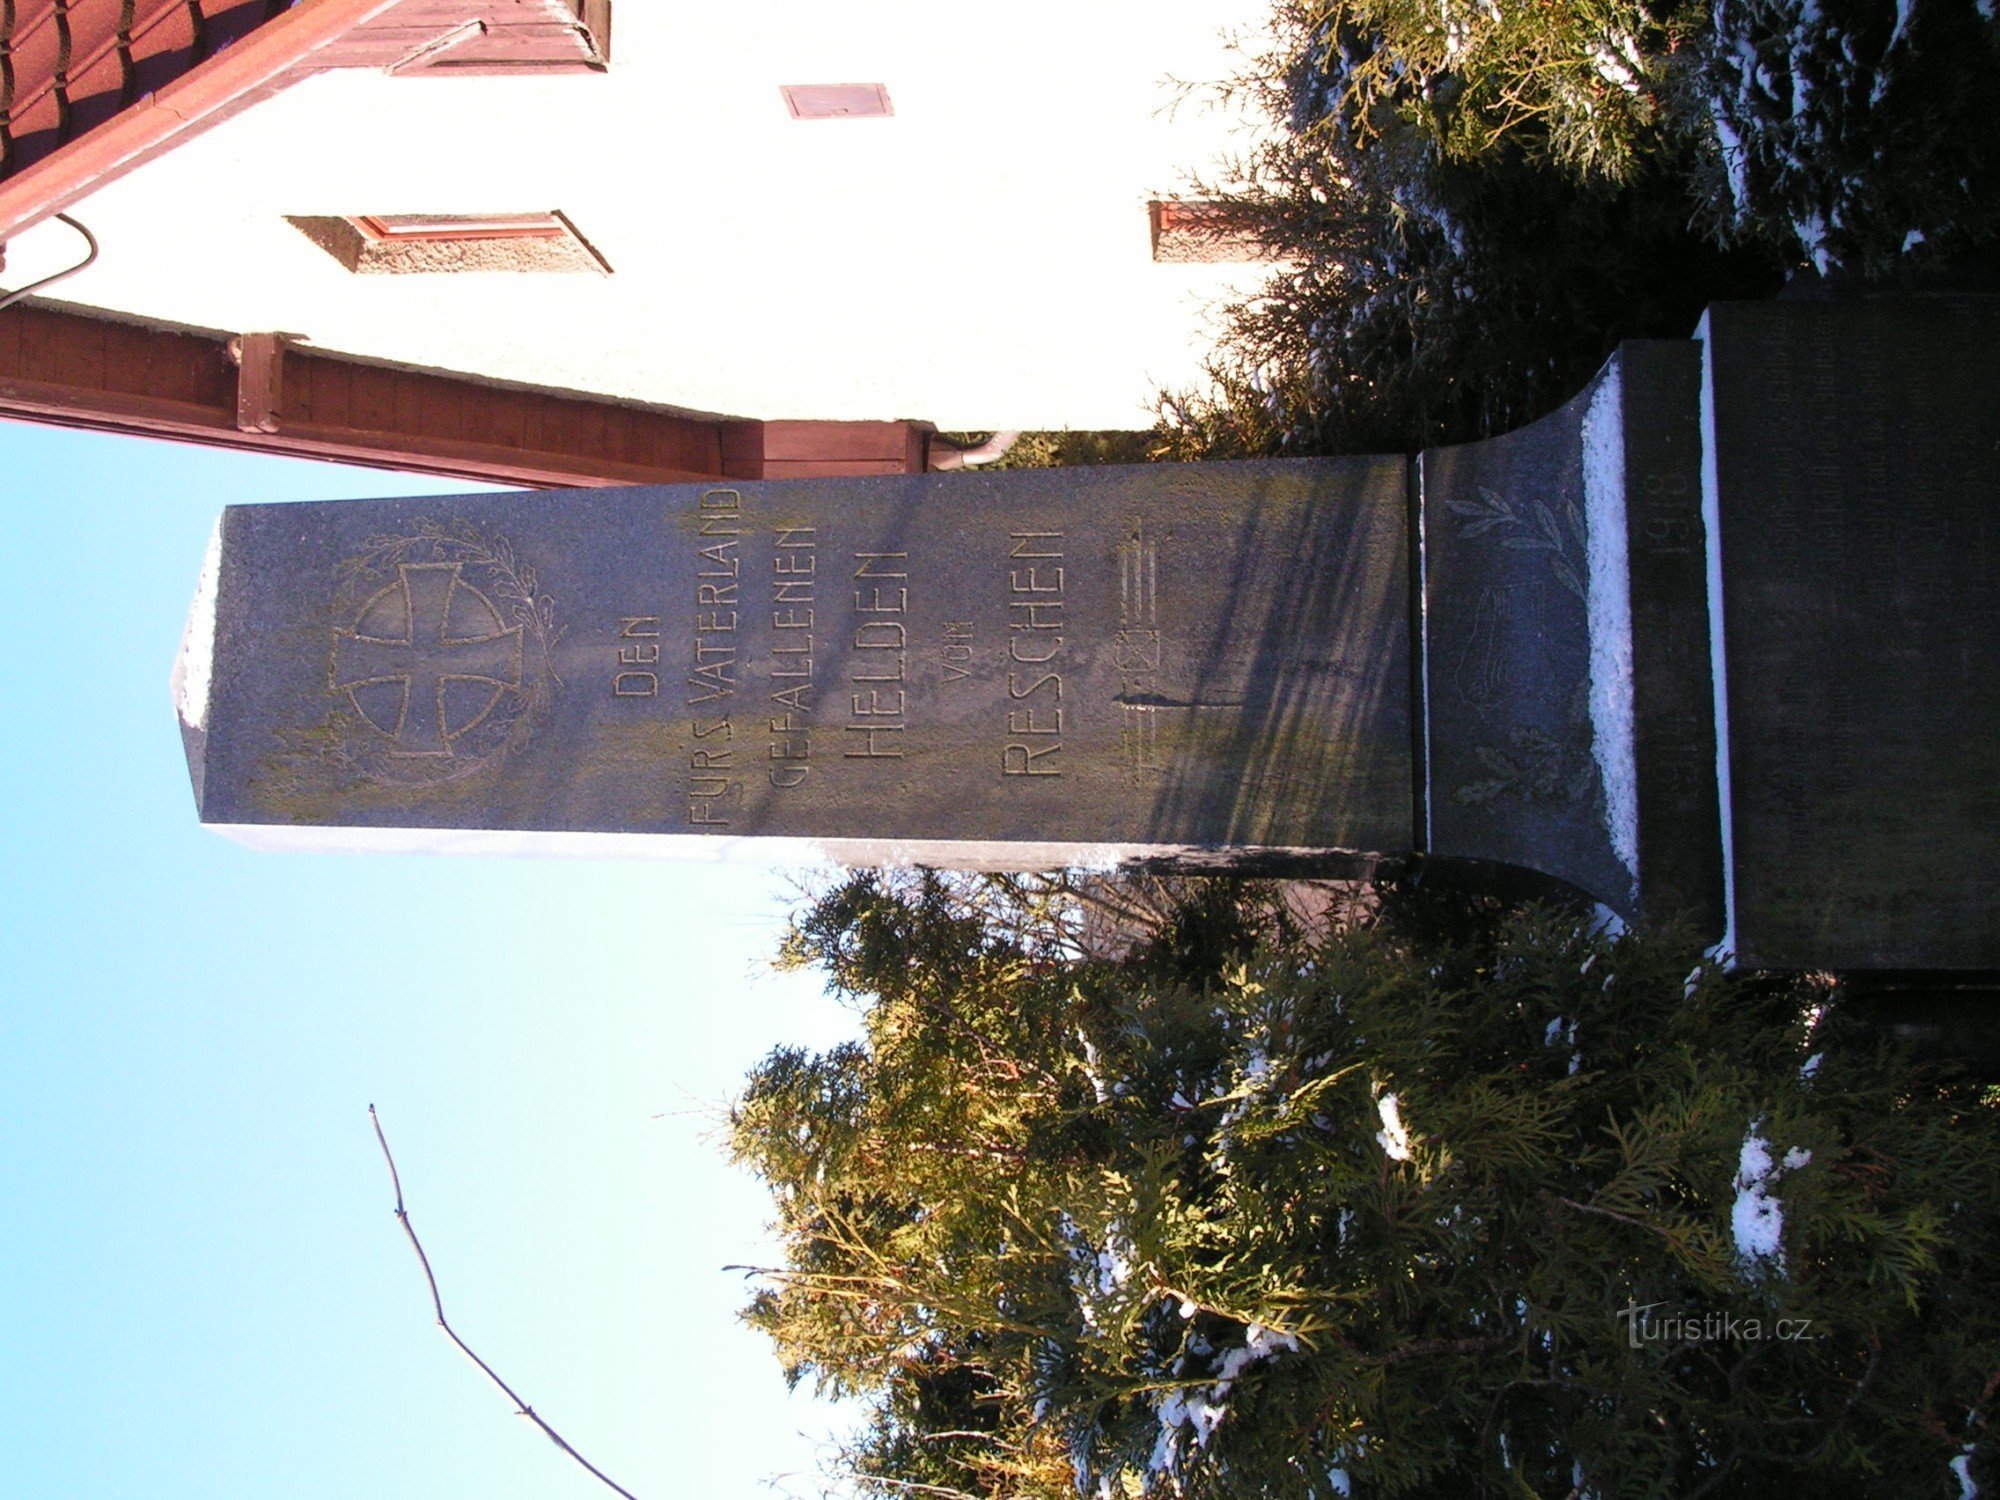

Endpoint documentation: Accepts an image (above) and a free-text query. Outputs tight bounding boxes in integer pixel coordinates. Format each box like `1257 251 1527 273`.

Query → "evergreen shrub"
730 872 2000 1498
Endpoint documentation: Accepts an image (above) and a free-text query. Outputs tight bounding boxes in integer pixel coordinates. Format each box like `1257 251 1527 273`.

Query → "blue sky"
4 422 862 1498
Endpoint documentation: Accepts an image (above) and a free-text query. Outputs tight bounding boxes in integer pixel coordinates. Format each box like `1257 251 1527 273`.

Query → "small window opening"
781 84 893 120
286 212 611 274
1148 200 1276 264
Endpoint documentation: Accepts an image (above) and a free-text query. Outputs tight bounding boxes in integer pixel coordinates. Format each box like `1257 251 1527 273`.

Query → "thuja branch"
368 1105 639 1500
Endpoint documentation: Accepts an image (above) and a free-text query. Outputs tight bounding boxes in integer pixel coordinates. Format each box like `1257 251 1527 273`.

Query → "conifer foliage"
1155 0 2000 459
730 872 1999 1498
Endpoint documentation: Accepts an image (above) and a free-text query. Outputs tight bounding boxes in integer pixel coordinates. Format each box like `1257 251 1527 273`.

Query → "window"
286 211 611 274
1148 199 1275 264
780 83 893 120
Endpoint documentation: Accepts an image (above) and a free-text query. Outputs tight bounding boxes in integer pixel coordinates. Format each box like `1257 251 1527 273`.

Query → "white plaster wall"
4 1 1279 429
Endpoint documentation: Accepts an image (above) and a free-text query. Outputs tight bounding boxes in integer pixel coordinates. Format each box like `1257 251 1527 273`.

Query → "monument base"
1696 297 2000 970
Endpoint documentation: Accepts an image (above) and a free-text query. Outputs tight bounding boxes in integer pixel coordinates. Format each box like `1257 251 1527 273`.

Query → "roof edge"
0 0 407 244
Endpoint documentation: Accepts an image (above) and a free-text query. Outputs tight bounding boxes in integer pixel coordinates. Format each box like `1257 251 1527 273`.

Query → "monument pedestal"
1696 298 2000 970
176 297 1999 972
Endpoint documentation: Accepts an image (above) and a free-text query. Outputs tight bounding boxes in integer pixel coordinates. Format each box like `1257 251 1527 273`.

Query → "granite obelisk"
177 295 2000 971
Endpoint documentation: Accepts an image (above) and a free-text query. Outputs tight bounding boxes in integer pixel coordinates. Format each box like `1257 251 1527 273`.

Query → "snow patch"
1590 40 1641 94
1582 368 1640 892
1061 1215 1134 1332
172 518 225 731
1731 1121 1809 1271
1952 1444 1980 1499
1375 1093 1413 1162
1696 315 1739 966
1711 105 1749 215
1078 1030 1111 1104
1793 211 1832 275
1888 0 1916 50
1148 1322 1302 1475
1545 1015 1582 1072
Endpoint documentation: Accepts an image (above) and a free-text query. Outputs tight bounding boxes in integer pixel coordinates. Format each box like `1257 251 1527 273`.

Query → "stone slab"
177 459 1414 867
1423 368 1628 912
1700 298 2000 969
1615 341 1727 938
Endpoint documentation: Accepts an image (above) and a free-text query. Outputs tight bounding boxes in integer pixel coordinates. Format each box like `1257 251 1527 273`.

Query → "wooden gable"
0 0 608 244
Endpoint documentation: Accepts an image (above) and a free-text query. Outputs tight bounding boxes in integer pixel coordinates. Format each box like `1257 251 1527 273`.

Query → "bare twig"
368 1105 639 1500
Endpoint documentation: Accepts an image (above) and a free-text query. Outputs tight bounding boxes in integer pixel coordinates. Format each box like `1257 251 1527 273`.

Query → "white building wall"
4 1 1278 430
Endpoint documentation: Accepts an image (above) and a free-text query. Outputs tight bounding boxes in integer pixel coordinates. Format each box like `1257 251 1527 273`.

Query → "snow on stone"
1583 367 1640 892
172 518 225 732
1376 1093 1413 1162
1697 314 1740 966
1731 1121 1809 1271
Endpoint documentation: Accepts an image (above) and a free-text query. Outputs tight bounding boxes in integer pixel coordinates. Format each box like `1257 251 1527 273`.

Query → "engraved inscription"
1636 468 1696 556
941 620 973 683
1116 518 1162 779
688 715 734 824
613 615 661 698
769 527 817 788
1004 531 1064 776
688 489 744 825
845 552 908 758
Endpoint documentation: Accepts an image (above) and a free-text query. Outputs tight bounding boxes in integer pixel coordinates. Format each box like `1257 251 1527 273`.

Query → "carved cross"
331 562 523 755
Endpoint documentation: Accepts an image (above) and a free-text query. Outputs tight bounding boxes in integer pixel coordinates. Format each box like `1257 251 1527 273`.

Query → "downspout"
929 429 1024 471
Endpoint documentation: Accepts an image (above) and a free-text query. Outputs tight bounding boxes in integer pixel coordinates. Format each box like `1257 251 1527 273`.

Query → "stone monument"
175 295 2000 973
